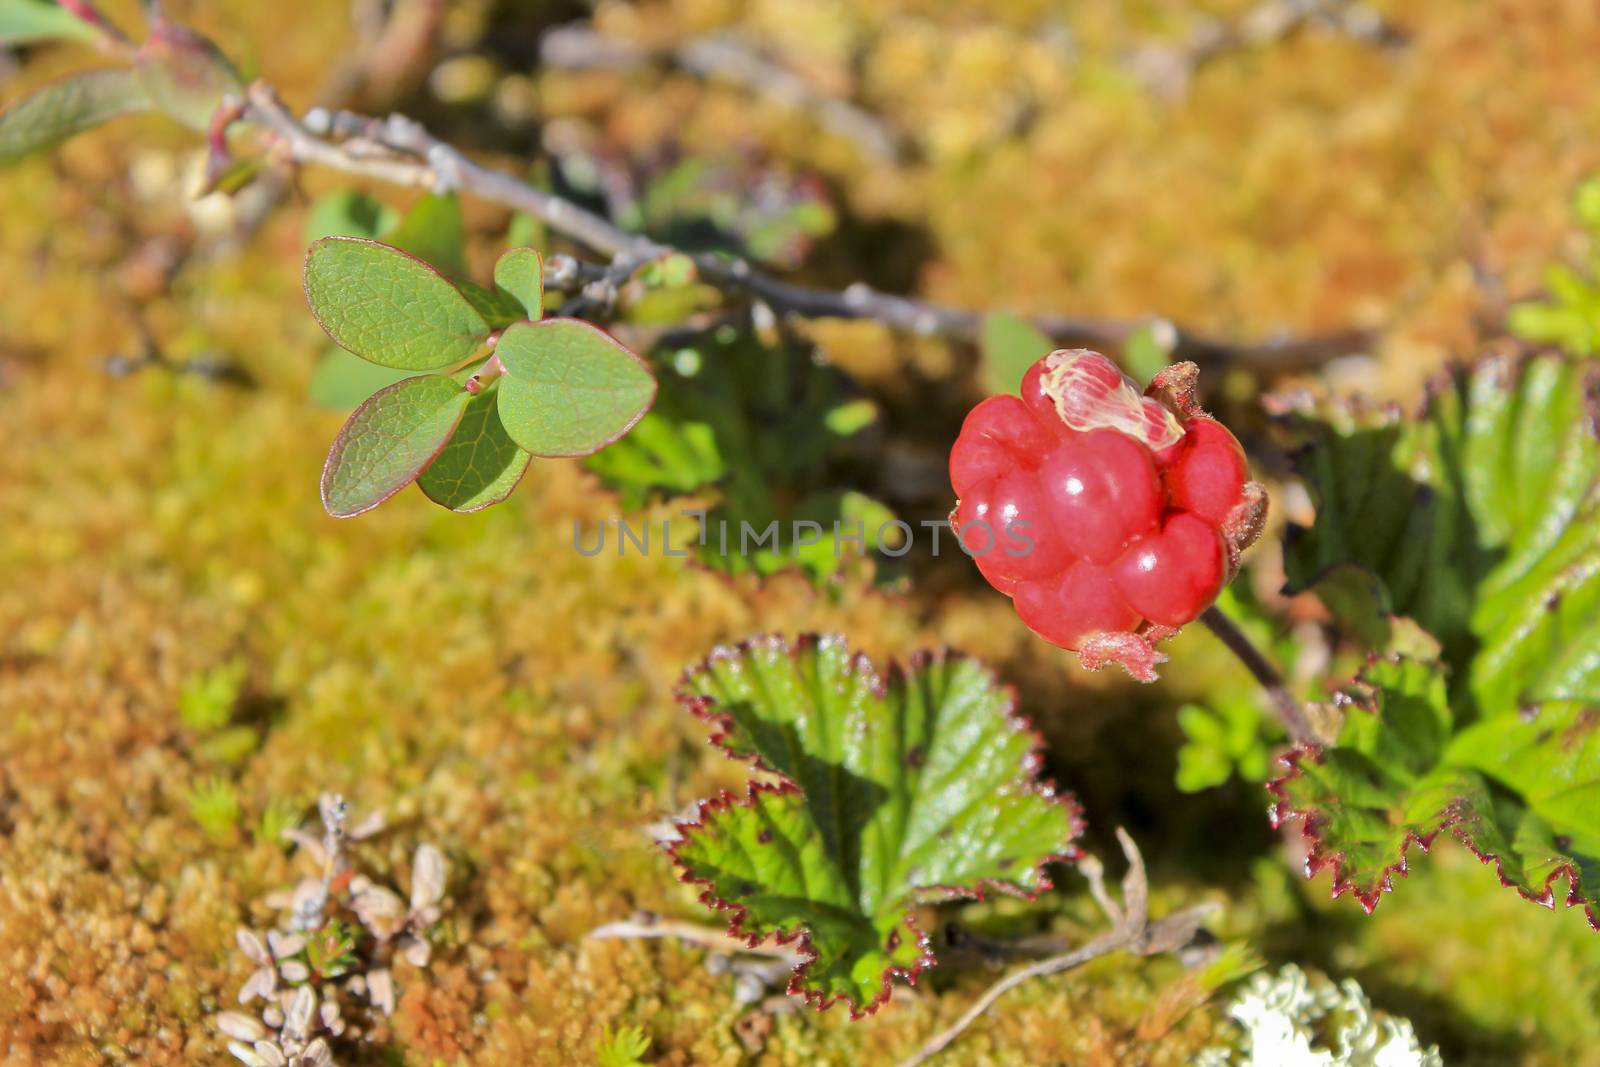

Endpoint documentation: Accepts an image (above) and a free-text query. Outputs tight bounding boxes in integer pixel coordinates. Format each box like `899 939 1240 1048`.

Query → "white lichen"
217 794 450 1067
1197 964 1443 1067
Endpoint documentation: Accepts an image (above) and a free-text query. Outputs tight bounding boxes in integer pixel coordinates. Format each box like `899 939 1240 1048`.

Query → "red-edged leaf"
668 634 1083 1016
1270 653 1600 928
320 374 471 518
494 318 656 457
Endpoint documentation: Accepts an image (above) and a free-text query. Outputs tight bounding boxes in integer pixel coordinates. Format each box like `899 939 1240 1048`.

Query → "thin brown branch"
240 81 1368 372
1199 605 1317 743
897 829 1212 1067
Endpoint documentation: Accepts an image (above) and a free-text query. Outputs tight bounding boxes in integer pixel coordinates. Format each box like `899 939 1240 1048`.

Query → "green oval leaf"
303 237 490 371
670 635 1083 1016
493 248 543 319
0 69 147 167
494 319 656 456
416 384 532 512
456 279 528 330
321 374 471 518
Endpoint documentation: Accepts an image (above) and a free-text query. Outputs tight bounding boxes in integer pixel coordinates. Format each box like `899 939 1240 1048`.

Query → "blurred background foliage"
3 0 1600 1064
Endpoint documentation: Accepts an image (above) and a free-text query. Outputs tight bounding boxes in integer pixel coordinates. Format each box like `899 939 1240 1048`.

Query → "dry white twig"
587 912 805 964
895 829 1216 1067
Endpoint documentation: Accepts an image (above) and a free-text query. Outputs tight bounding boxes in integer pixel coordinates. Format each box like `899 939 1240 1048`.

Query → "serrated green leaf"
1175 696 1279 793
0 0 101 45
671 636 1082 1015
1446 705 1600 859
584 329 885 582
0 68 147 167
416 384 531 512
308 347 415 410
384 192 468 278
980 311 1052 395
493 247 542 319
1282 354 1600 716
595 1024 651 1067
1270 654 1599 927
581 410 724 502
304 190 397 245
320 374 470 517
495 319 656 456
178 658 247 733
304 237 490 370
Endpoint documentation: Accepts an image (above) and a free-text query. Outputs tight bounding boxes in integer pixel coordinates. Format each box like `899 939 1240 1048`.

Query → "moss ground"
4 1 1600 1064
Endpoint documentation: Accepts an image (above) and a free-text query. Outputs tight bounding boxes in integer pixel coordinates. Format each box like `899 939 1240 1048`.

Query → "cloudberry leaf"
304 238 490 371
416 383 531 512
670 635 1083 1016
0 0 102 45
321 374 471 517
583 408 725 501
585 329 891 582
493 247 543 319
494 319 656 456
1270 654 1599 928
1280 353 1600 716
0 69 147 166
979 311 1052 395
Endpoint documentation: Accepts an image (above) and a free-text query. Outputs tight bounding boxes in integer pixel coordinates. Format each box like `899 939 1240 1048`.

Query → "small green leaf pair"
304 238 656 517
669 635 1082 1016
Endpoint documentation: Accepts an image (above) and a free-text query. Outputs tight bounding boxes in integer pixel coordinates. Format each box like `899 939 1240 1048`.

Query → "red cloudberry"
950 350 1266 680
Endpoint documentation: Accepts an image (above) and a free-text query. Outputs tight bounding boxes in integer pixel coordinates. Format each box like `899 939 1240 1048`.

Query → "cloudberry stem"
1199 605 1316 743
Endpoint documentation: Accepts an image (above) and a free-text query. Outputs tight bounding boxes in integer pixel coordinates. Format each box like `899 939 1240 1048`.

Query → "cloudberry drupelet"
950 349 1265 679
